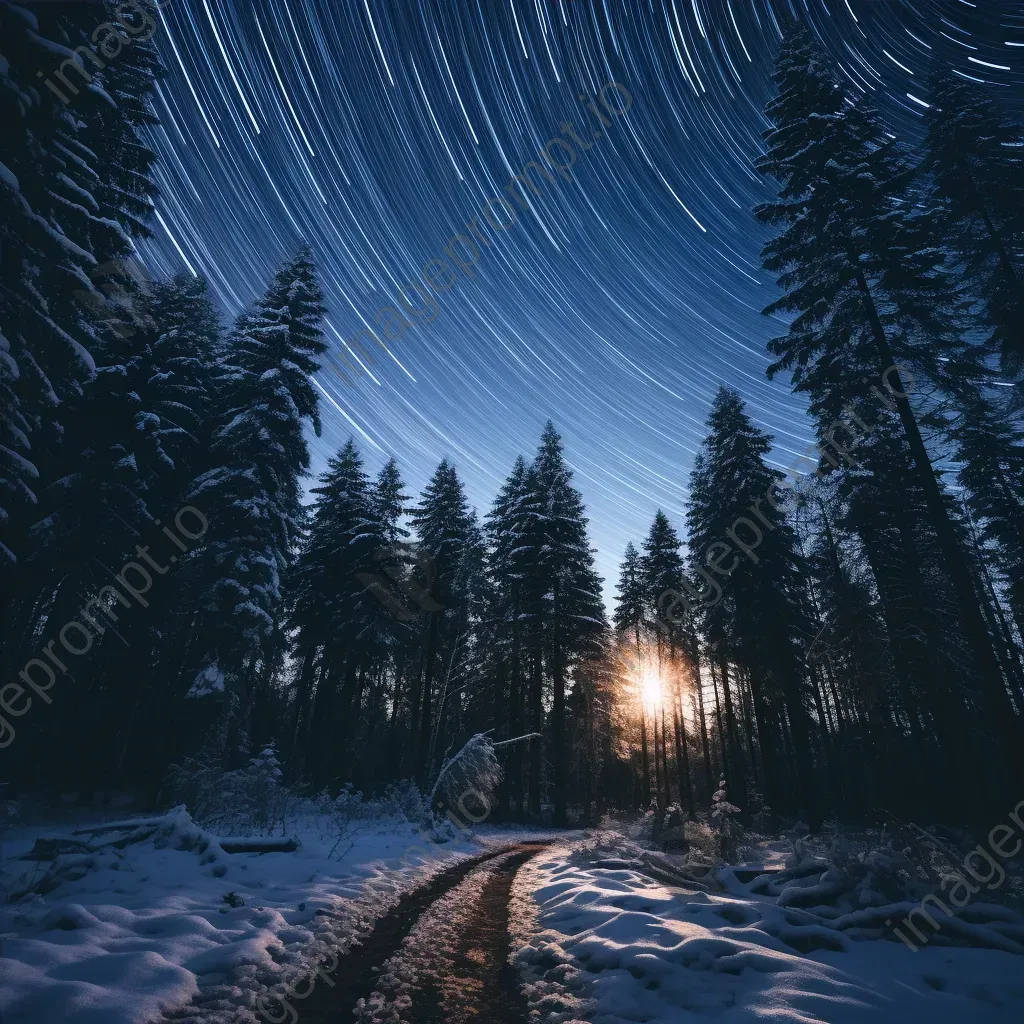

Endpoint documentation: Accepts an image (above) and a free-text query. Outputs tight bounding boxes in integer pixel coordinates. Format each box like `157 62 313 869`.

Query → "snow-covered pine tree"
613 541 645 642
185 245 327 757
641 511 686 648
30 272 220 580
287 439 395 786
408 459 480 786
484 454 533 815
373 456 411 544
141 273 224 491
524 422 606 824
0 329 31 568
0 2 162 567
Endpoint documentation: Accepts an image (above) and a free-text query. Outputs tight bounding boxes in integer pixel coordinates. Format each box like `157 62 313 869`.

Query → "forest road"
292 842 549 1024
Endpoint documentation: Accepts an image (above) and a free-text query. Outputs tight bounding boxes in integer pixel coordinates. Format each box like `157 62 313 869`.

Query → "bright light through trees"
640 668 663 710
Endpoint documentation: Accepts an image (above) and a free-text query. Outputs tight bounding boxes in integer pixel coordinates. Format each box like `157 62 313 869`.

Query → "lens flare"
640 670 662 709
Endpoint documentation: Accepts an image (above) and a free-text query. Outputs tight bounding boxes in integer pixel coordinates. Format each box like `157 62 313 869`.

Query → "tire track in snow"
291 842 548 1024
351 844 547 1024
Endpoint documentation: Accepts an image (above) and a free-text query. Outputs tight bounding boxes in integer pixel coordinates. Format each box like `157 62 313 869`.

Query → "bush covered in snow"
710 780 742 861
167 743 292 836
167 742 432 841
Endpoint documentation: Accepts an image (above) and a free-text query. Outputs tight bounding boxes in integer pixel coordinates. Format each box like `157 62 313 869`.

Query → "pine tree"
613 541 646 641
374 457 410 544
484 455 532 815
686 387 819 825
185 245 327 752
794 483 911 815
288 439 394 786
613 541 650 807
33 272 220 570
408 459 480 786
755 25 1019 785
639 511 693 812
641 510 686 649
525 423 605 824
0 2 162 565
923 64 1024 376
0 330 33 567
950 390 1024 633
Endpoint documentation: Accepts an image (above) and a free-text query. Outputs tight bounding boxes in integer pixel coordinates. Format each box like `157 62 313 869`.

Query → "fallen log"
21 836 93 860
71 812 299 854
218 838 299 854
72 814 173 836
640 852 717 892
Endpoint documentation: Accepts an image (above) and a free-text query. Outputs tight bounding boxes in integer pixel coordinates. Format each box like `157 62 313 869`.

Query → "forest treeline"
1 11 1023 829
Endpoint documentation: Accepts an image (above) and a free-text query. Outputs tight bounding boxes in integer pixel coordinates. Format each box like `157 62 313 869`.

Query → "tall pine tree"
755 25 1019 797
686 387 819 825
185 245 327 756
923 64 1024 376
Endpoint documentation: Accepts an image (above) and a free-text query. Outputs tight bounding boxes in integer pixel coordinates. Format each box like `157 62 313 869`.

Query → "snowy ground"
6 808 1024 1024
512 834 1024 1024
0 804 551 1024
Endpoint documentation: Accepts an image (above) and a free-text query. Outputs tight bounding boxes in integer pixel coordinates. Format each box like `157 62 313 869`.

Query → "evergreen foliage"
2 15 1023 839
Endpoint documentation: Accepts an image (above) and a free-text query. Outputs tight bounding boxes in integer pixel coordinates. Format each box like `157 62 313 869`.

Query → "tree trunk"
529 626 543 817
710 660 730 786
509 627 524 818
652 706 663 810
639 709 651 810
855 269 1019 769
695 663 713 802
415 614 441 787
636 625 651 809
673 696 693 814
660 706 671 807
552 583 567 826
748 674 779 812
719 659 747 810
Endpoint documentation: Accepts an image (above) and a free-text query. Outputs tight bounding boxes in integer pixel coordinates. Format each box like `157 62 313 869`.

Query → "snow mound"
511 836 1024 1024
0 806 498 1024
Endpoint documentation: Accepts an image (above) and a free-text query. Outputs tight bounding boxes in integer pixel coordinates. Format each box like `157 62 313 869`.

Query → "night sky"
138 0 1024 602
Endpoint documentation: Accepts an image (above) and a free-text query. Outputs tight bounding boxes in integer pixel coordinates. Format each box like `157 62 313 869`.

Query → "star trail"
138 0 1024 598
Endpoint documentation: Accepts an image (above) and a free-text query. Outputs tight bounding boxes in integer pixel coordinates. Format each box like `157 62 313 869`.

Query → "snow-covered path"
352 844 545 1024
512 839 1024 1024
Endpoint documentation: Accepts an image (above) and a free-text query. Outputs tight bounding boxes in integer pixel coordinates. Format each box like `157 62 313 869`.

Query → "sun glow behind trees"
640 668 664 710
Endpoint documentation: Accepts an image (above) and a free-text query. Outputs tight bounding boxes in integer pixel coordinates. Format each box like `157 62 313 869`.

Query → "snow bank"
0 806 501 1024
512 834 1024 1023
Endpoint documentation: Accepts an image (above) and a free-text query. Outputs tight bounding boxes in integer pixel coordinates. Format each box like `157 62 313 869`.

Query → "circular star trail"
138 0 1024 598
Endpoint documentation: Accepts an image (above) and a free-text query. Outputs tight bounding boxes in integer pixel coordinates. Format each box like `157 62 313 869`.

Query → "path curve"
289 842 548 1024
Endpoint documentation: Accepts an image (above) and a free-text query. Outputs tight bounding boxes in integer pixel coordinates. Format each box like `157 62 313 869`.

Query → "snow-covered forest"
2 8 1024 1022
2 14 1023 832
